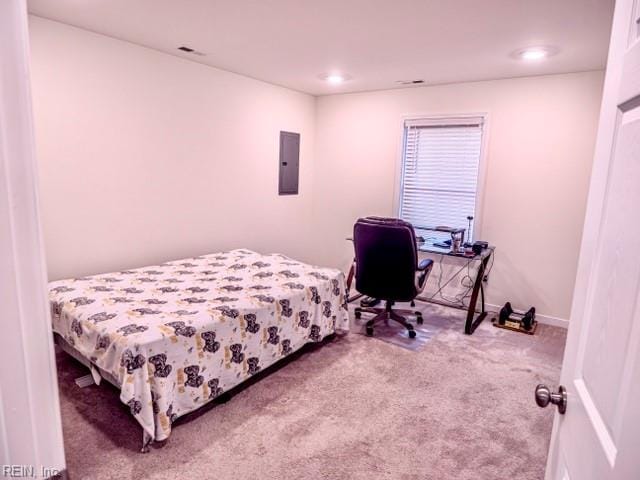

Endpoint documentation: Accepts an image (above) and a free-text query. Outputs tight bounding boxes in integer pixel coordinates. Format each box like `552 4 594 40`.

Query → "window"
398 116 484 243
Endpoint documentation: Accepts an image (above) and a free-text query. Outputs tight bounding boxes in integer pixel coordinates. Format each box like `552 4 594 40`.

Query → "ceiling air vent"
395 79 425 85
177 46 206 56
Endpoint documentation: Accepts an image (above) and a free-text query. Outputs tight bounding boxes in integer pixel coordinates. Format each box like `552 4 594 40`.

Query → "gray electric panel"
278 131 300 195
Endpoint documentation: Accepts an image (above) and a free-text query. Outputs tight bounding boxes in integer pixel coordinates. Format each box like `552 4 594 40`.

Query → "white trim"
0 0 66 475
486 303 569 329
404 116 485 127
573 379 618 466
474 114 491 243
393 112 490 243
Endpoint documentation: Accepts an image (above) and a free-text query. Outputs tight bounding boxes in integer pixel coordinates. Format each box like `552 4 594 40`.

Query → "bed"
48 249 349 451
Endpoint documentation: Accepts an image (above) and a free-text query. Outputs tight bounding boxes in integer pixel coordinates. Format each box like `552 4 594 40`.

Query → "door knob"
535 384 567 414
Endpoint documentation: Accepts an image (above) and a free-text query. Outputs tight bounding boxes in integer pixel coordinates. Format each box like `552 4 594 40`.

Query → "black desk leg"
345 260 364 304
464 252 491 335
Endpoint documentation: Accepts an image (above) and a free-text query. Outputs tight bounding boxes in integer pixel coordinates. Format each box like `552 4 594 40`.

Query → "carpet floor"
56 303 566 480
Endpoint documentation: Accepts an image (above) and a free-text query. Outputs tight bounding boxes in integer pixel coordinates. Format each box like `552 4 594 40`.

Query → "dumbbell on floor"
522 307 536 331
498 302 513 325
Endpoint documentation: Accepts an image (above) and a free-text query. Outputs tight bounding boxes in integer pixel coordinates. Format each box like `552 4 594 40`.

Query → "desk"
345 240 494 335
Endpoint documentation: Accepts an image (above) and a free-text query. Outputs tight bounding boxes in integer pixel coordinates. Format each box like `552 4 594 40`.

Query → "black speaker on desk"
472 241 488 255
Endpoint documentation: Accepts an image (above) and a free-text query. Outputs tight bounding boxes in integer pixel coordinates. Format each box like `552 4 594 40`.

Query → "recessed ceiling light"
318 73 352 84
510 46 559 61
521 49 547 60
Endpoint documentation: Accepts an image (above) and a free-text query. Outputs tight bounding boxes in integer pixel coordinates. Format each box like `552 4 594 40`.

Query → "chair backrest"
353 217 419 302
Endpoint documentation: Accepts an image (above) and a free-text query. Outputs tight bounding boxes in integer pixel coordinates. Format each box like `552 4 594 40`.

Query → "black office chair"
353 217 434 338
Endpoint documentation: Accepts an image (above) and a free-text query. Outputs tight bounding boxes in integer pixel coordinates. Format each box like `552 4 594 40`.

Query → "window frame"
393 112 490 243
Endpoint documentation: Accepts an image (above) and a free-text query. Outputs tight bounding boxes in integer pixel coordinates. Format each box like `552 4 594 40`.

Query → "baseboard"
485 303 569 329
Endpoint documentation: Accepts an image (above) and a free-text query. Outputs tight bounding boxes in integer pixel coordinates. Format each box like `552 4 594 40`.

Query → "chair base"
354 301 423 338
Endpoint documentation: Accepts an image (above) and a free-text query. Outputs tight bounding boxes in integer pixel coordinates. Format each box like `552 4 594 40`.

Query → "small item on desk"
451 231 463 252
493 301 537 335
433 239 452 249
433 226 466 246
472 241 489 255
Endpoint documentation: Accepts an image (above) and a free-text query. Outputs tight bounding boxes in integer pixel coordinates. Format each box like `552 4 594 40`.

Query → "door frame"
0 0 66 477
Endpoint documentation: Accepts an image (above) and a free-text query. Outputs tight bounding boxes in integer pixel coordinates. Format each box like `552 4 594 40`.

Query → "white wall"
29 16 317 280
30 15 604 323
313 72 604 322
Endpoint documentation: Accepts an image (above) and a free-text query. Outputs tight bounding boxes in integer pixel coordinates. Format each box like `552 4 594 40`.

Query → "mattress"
49 249 349 442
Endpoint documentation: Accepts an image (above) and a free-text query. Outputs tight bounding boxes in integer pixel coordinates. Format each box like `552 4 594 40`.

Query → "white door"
543 0 640 479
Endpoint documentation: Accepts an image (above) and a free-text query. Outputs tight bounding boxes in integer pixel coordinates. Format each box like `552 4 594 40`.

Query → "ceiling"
27 0 615 96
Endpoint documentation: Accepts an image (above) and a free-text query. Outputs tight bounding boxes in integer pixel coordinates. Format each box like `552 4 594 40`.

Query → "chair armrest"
417 259 433 271
415 259 434 292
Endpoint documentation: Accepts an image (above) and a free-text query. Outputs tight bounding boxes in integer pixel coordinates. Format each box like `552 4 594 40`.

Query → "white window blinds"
399 117 484 242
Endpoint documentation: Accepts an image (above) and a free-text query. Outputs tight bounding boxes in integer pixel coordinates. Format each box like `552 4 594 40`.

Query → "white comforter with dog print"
48 249 349 442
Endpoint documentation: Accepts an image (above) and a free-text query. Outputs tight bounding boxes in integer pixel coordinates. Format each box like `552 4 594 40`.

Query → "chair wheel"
408 329 417 339
366 326 374 336
416 315 424 325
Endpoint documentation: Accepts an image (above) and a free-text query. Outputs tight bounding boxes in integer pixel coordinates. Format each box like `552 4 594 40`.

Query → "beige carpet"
56 303 566 480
